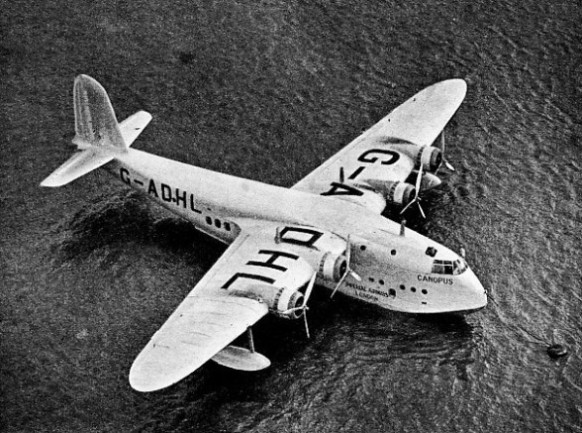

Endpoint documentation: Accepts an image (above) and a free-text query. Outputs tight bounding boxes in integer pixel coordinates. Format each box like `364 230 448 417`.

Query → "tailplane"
41 75 151 187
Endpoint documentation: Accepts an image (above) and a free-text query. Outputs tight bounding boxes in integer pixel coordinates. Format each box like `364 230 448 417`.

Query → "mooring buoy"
547 344 568 358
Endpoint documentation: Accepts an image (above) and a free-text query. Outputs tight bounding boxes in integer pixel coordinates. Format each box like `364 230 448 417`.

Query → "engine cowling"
366 180 415 208
318 252 347 282
415 146 442 172
385 181 416 207
227 253 315 320
231 285 304 319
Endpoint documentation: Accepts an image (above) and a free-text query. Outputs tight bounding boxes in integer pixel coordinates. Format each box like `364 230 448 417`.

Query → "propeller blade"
303 273 317 306
400 199 415 215
303 310 310 339
417 201 426 219
415 163 423 192
346 234 351 262
436 131 445 175
331 235 358 298
282 272 317 314
441 129 445 151
330 271 347 299
436 130 455 174
401 163 426 217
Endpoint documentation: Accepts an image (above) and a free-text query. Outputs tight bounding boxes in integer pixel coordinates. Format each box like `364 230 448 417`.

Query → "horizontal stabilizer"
119 110 152 147
40 148 117 187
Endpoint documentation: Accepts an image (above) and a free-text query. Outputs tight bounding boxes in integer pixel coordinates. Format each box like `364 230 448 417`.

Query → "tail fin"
41 75 151 187
72 74 127 150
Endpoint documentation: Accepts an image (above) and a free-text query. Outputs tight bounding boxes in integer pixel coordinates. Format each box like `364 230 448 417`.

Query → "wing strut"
247 327 256 352
212 326 271 371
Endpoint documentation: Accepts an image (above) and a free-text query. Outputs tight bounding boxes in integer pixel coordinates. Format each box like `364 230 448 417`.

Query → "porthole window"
369 277 375 283
391 249 396 256
215 219 222 228
411 287 416 293
399 284 405 290
205 216 212 224
224 222 231 231
379 279 385 285
421 289 427 295
360 245 367 251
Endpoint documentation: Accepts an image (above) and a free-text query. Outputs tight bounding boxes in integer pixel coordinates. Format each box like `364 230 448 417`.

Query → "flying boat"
41 75 487 392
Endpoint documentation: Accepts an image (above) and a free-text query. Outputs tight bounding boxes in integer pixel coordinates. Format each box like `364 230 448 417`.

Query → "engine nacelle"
318 252 347 283
231 285 304 320
415 146 442 172
366 180 416 208
328 186 387 214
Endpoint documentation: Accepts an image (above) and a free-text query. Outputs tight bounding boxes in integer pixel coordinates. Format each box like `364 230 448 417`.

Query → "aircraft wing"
129 226 314 392
292 79 467 210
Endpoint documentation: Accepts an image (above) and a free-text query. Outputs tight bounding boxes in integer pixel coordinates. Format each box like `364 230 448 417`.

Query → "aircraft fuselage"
109 148 487 314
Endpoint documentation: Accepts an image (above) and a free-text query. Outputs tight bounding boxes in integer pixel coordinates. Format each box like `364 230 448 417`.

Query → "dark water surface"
2 1 581 432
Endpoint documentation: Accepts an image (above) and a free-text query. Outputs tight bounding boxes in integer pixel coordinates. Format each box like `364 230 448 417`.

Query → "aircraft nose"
466 268 487 310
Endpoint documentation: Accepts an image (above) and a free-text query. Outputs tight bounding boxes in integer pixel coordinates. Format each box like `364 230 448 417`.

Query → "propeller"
436 130 455 174
330 236 362 299
400 162 426 219
283 272 317 338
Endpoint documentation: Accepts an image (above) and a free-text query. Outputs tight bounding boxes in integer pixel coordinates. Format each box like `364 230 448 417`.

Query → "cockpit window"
432 258 468 275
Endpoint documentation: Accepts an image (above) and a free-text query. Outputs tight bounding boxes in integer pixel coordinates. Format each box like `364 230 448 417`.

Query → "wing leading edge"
293 79 467 210
129 225 315 392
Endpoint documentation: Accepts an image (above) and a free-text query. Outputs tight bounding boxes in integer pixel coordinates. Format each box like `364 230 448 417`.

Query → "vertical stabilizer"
72 74 127 150
41 75 150 187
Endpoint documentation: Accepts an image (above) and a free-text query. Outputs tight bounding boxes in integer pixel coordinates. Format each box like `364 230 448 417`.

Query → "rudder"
72 74 127 150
